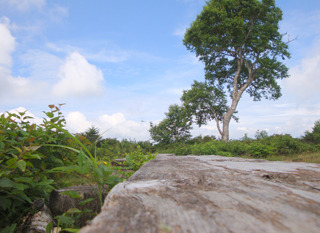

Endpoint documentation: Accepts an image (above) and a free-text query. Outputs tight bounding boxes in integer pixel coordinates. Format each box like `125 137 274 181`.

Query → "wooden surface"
79 154 320 233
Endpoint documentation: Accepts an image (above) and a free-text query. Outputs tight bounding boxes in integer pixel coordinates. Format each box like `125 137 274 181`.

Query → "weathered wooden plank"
79 154 320 233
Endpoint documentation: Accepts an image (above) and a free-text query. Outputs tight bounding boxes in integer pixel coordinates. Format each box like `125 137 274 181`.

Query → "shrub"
124 146 156 171
247 142 275 158
0 107 67 231
265 134 308 155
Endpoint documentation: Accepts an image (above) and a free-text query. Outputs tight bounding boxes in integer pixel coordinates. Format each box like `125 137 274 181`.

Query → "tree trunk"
222 116 230 142
221 97 240 142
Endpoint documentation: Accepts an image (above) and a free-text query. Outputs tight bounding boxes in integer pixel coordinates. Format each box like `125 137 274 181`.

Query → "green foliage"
124 146 156 171
47 122 123 207
0 104 127 231
97 138 154 162
0 105 72 231
247 142 275 158
150 104 192 144
261 134 312 155
155 133 319 159
80 126 103 146
255 130 269 140
303 120 320 145
181 81 237 129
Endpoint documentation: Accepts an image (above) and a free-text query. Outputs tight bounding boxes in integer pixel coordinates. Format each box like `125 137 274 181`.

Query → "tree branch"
210 106 223 136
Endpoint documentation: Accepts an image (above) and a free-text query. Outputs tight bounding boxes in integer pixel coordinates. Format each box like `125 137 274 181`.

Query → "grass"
256 152 320 163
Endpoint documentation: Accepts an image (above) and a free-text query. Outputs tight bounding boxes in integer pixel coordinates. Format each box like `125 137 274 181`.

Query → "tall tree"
149 104 192 144
183 0 290 141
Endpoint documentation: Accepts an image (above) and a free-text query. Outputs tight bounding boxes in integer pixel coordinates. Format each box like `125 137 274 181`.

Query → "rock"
111 158 127 167
24 199 54 233
49 185 108 227
79 154 320 233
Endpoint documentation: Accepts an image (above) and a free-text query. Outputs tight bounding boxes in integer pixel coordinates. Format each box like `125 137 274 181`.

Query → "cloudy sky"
0 0 319 141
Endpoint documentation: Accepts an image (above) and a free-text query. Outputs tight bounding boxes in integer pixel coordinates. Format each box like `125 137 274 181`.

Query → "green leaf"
14 182 29 191
63 228 80 233
61 191 81 199
79 198 95 206
46 222 53 233
0 178 15 188
12 146 22 154
1 223 17 233
55 215 75 226
17 160 27 172
66 208 82 214
45 112 54 118
13 177 33 183
18 192 32 203
41 161 46 170
77 150 85 167
6 157 17 167
24 153 42 160
0 196 12 210
0 141 5 149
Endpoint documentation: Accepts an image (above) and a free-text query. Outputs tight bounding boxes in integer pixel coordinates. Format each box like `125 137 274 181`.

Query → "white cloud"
3 0 45 11
284 44 320 101
0 18 15 67
97 113 149 140
65 111 150 140
0 20 48 102
52 52 105 98
66 111 92 133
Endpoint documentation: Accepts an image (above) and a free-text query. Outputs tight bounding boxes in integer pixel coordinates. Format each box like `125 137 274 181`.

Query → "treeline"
156 130 320 158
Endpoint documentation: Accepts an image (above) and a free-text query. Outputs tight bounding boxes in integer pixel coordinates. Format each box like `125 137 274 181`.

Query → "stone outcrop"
49 185 108 228
79 154 320 233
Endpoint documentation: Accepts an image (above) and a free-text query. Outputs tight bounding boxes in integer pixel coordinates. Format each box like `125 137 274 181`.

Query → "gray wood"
79 154 320 233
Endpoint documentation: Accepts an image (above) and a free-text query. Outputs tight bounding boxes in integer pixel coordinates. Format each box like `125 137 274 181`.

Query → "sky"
0 0 320 141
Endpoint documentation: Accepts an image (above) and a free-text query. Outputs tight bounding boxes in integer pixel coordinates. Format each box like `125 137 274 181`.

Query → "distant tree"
149 104 192 144
255 129 269 140
81 126 103 146
183 0 291 141
303 120 320 144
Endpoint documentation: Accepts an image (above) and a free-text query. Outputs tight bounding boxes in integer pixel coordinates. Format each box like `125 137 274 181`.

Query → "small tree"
183 0 291 141
81 126 103 146
181 80 238 138
303 120 320 144
149 104 192 144
255 129 268 140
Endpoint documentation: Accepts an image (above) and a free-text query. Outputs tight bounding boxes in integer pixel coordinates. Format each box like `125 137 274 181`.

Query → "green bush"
0 106 71 231
247 142 275 158
191 141 218 155
124 146 156 171
263 134 309 155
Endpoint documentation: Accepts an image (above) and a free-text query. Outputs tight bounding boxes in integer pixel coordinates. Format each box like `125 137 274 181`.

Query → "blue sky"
0 0 320 141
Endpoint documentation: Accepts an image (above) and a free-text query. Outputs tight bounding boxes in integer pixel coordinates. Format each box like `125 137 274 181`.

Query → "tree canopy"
183 0 290 141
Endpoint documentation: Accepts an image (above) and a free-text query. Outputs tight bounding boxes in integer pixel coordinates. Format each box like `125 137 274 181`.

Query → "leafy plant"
46 121 122 207
124 146 156 171
0 110 58 231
